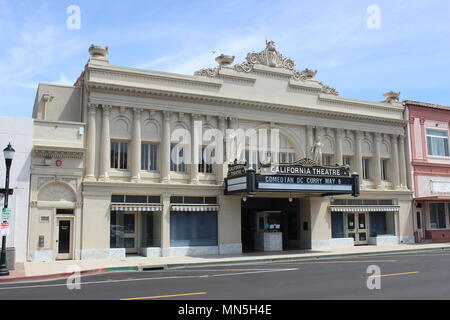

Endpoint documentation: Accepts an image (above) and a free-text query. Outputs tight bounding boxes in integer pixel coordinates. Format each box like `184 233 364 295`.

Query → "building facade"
27 42 414 262
405 100 450 242
0 116 32 266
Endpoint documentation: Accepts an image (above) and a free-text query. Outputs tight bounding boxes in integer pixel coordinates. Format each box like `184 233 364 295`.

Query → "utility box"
6 247 15 270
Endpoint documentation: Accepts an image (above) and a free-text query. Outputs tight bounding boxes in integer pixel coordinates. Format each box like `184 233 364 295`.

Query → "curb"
2 246 450 283
0 268 106 283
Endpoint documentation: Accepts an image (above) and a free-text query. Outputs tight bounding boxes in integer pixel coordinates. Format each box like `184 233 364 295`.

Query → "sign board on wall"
225 158 359 197
431 181 450 193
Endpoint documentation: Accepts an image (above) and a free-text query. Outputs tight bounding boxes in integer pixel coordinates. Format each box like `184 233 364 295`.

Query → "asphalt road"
1 250 450 300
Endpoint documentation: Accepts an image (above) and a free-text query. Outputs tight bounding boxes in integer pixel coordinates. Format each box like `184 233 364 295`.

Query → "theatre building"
405 100 450 242
27 42 413 261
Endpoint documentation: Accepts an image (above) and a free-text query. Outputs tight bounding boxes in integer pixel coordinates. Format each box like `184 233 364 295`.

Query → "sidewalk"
2 242 450 282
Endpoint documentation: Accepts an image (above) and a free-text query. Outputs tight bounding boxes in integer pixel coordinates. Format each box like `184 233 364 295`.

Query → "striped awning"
111 203 162 212
330 206 400 213
171 205 220 212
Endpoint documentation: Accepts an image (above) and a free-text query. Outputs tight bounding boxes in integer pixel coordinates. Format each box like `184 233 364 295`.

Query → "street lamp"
0 143 15 276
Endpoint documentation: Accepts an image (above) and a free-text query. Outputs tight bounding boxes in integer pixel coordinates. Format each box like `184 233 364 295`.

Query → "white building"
27 42 414 262
0 116 32 266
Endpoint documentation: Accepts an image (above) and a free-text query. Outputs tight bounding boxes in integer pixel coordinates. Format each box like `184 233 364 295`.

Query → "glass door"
123 213 138 254
345 213 369 245
56 218 73 260
416 209 424 239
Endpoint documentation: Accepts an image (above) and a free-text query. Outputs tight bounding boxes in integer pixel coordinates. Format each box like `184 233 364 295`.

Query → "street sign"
1 222 9 237
2 208 11 223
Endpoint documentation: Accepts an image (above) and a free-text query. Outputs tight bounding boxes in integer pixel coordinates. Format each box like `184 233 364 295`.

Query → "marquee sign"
225 158 359 197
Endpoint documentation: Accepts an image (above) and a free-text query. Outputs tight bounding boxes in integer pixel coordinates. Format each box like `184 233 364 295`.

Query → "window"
322 155 332 166
111 141 128 169
141 143 158 171
430 203 447 229
198 146 213 174
170 211 218 247
56 209 74 215
343 157 352 167
362 158 370 179
381 159 389 181
331 212 344 238
170 145 186 172
427 129 449 157
279 152 296 164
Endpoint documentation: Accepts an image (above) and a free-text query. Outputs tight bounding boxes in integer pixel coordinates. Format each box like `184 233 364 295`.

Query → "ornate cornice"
88 81 405 127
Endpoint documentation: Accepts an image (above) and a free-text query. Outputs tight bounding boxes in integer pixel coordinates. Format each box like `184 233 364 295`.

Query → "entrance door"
123 213 138 254
416 208 424 239
56 218 73 260
346 213 369 245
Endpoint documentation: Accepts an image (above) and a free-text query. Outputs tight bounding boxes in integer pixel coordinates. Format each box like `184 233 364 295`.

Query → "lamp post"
0 143 15 276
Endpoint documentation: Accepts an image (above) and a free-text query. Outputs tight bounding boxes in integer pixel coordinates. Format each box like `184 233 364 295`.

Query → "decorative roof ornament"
194 54 235 78
383 91 400 104
194 40 338 95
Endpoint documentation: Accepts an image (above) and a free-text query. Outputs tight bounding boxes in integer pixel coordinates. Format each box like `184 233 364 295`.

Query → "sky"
0 0 450 118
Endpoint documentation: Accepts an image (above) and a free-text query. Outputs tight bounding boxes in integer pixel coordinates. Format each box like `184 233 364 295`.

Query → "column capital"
408 116 415 125
88 103 99 113
102 104 112 114
163 110 172 120
336 128 345 136
374 132 382 141
133 107 143 115
355 130 364 139
419 118 426 125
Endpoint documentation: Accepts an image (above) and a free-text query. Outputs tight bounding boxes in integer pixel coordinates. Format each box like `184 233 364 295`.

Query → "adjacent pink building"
405 100 450 242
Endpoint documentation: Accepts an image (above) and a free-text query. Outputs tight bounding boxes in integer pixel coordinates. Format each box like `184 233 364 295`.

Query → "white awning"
330 206 400 213
111 203 162 212
171 205 220 212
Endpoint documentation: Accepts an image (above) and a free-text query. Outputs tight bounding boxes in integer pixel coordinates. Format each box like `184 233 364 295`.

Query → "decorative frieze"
34 149 84 160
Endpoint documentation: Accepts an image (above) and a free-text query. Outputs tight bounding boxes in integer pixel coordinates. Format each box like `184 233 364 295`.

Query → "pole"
0 158 11 276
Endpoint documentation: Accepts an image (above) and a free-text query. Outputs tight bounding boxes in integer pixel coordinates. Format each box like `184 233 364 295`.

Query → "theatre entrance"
241 198 301 252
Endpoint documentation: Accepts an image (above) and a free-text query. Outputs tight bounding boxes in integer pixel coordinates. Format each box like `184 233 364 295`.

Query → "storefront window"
430 203 447 229
369 212 396 236
141 212 161 247
110 211 124 248
370 212 387 236
331 212 344 238
170 211 218 246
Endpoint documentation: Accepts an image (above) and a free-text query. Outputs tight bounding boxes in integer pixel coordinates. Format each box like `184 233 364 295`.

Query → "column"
216 116 226 185
99 105 112 181
85 103 97 181
354 130 364 184
373 133 382 189
409 117 417 161
420 118 427 161
190 114 200 184
335 128 344 165
161 111 171 183
161 194 171 257
390 134 401 189
306 125 314 159
399 134 408 189
131 108 142 182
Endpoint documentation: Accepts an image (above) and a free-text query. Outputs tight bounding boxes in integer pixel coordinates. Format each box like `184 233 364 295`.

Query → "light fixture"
242 197 247 202
3 143 15 161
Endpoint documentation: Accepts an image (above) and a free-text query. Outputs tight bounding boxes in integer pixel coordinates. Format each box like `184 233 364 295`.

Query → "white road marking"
270 259 397 265
0 268 298 291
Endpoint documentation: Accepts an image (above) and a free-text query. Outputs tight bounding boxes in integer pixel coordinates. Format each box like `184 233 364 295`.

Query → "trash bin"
6 247 15 270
